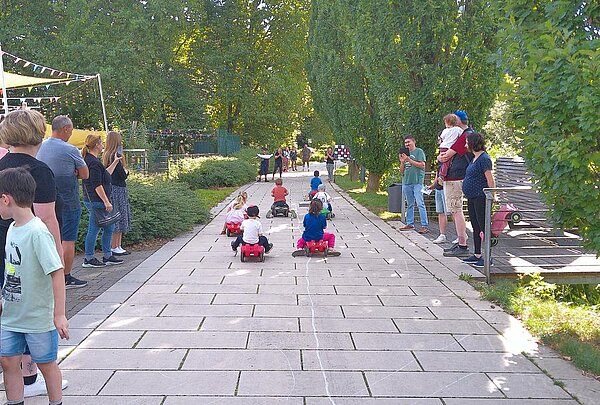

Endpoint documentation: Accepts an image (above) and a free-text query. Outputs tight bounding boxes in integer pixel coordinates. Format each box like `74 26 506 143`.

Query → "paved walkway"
4 164 599 404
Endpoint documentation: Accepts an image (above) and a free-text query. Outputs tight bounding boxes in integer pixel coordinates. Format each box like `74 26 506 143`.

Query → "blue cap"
454 110 468 121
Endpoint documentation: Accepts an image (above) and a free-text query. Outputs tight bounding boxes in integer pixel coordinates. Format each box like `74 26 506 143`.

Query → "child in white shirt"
438 113 463 178
231 205 273 253
313 184 332 214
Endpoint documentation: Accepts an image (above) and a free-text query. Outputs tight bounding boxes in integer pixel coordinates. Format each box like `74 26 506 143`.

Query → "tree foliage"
499 0 600 251
307 0 501 191
0 0 311 145
187 0 310 145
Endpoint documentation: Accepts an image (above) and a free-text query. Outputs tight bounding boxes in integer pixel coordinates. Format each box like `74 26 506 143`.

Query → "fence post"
483 190 493 284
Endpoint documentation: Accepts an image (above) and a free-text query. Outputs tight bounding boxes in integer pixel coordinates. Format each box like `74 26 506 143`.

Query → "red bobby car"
225 222 242 237
240 243 265 262
485 203 521 246
304 240 328 257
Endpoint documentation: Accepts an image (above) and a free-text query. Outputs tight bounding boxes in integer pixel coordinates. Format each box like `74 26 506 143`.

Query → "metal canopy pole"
0 45 9 115
96 73 109 133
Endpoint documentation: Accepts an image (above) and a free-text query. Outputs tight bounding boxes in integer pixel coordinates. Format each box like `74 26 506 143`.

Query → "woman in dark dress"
272 147 283 180
102 131 132 256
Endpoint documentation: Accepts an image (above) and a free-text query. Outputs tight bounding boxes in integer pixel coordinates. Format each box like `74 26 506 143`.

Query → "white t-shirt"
241 218 263 244
313 191 331 206
439 126 463 149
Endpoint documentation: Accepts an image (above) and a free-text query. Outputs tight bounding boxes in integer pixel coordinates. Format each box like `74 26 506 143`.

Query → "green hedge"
169 156 256 189
76 174 208 250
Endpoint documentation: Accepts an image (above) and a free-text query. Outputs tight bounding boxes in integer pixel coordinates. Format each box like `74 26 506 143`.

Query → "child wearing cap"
313 183 333 216
231 205 273 253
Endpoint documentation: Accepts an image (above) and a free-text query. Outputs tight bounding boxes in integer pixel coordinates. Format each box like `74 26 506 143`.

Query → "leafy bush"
76 174 208 250
169 156 256 189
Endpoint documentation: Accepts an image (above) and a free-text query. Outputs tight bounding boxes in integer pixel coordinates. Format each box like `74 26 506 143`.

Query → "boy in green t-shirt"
0 167 69 405
399 134 429 234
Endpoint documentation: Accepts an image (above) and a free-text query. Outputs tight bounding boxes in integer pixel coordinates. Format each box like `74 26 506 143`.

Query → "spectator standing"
102 131 132 256
282 146 290 172
398 135 429 234
0 109 69 397
272 147 283 180
439 110 474 257
325 146 335 181
290 146 298 171
81 135 124 268
301 144 311 171
461 132 495 267
37 115 89 288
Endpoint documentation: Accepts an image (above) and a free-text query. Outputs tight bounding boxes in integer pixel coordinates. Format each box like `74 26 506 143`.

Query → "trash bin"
388 183 403 213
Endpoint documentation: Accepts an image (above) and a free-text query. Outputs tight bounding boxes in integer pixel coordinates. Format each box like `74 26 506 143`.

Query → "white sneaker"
24 373 68 397
452 235 469 244
111 246 126 254
433 234 447 244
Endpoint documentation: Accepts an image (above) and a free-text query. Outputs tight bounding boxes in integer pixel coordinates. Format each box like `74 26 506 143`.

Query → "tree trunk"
366 172 382 193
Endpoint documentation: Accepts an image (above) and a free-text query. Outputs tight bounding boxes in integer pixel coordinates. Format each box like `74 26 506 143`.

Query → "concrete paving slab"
164 398 303 405
201 316 299 332
302 350 421 371
237 370 366 396
60 348 187 370
253 304 344 318
247 331 354 349
341 305 434 319
394 319 497 334
137 331 248 349
100 371 238 395
352 333 464 351
415 351 541 373
366 371 502 397
182 349 301 371
300 318 397 333
488 373 572 398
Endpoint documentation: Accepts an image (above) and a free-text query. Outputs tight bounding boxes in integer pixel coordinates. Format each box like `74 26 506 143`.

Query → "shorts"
435 189 450 215
444 180 464 214
1 329 59 363
60 208 82 241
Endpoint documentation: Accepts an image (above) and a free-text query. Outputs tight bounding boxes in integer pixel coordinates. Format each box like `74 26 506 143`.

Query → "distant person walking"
272 147 283 180
102 131 133 256
398 135 429 234
301 144 311 171
37 115 90 289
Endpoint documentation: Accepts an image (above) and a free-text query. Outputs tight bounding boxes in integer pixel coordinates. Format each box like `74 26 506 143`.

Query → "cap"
246 205 260 218
317 184 325 191
454 110 468 121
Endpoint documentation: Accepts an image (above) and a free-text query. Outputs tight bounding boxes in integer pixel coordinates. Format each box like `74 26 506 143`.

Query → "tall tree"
188 0 310 145
1 1 207 129
499 0 600 250
307 0 501 191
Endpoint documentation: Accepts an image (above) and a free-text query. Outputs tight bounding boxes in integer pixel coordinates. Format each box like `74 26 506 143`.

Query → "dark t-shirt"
82 154 112 201
326 154 334 164
110 161 128 188
0 153 63 284
302 213 327 242
463 152 493 199
274 151 282 166
445 128 474 181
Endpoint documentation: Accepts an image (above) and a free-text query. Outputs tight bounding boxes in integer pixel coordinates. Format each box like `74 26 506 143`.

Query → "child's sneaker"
265 243 273 254
24 373 68 397
433 234 447 244
292 249 305 257
231 242 237 252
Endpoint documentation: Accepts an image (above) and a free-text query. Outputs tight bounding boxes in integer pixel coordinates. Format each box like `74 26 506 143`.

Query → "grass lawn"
195 187 238 211
334 166 402 221
474 277 600 377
